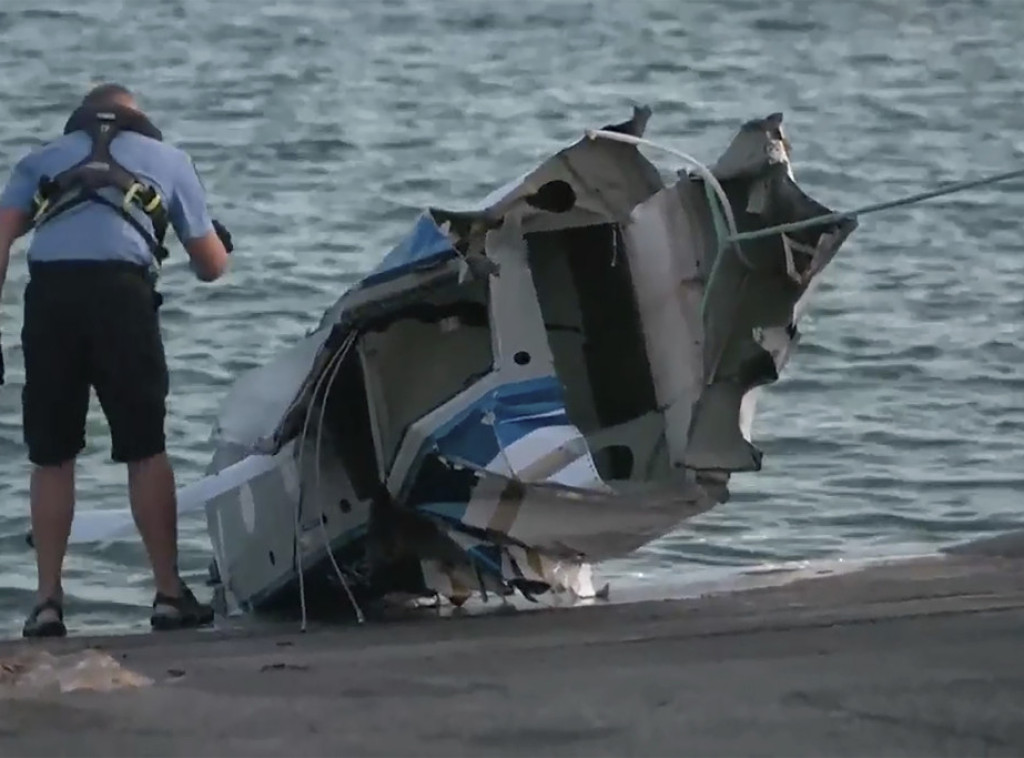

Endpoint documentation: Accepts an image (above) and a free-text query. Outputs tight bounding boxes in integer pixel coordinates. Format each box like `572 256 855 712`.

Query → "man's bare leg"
128 451 214 629
127 452 181 598
30 459 76 602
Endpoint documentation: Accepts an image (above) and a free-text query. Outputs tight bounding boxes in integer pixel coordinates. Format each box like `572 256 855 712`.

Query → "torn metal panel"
622 179 718 471
684 113 857 474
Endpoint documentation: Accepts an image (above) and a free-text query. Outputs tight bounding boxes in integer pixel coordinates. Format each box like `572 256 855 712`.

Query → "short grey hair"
81 82 136 109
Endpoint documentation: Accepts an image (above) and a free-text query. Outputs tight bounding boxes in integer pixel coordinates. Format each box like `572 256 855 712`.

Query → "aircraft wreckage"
69 106 858 621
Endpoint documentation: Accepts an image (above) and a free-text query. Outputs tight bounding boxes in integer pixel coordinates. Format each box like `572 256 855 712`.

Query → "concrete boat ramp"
3 533 1024 757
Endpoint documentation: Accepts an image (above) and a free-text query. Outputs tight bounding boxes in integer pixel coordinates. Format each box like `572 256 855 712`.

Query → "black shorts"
21 260 169 466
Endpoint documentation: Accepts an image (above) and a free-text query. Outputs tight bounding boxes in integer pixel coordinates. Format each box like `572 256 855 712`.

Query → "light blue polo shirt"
0 129 214 267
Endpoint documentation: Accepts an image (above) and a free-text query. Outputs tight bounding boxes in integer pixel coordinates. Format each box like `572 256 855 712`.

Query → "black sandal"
22 597 67 638
150 581 214 631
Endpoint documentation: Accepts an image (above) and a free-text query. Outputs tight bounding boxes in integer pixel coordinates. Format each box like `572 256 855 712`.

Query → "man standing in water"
0 83 233 637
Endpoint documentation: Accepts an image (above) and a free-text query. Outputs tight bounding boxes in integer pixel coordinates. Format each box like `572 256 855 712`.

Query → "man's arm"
0 159 36 297
168 152 231 282
0 208 29 295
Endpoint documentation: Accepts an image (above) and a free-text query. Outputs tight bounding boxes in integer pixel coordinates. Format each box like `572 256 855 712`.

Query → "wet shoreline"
3 531 1024 755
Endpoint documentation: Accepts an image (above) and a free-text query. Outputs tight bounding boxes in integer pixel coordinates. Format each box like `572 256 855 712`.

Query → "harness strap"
30 105 171 265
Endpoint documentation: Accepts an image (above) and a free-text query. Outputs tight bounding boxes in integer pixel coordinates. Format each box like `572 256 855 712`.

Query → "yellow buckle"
123 182 162 215
142 193 162 213
32 192 50 221
122 183 142 210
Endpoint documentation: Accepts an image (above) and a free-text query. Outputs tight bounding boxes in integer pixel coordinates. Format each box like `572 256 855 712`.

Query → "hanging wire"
291 329 359 631
312 332 366 624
